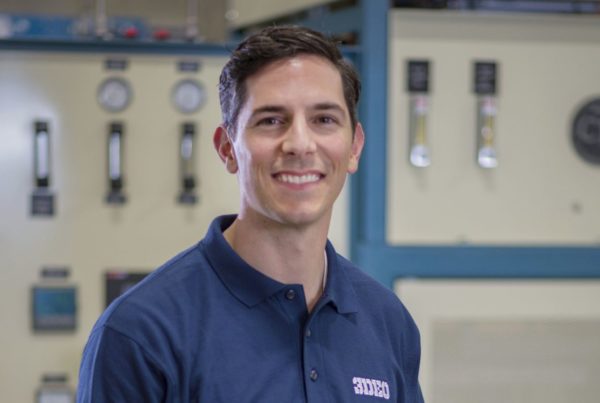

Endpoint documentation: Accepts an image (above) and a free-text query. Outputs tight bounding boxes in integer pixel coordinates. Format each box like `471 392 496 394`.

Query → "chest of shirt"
182 289 402 402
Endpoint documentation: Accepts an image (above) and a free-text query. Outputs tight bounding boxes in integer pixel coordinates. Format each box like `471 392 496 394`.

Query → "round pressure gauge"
572 98 600 165
172 79 206 114
97 77 132 113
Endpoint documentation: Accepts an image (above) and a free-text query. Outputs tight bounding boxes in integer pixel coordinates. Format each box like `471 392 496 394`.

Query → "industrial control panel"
0 47 350 402
387 11 600 246
388 10 600 403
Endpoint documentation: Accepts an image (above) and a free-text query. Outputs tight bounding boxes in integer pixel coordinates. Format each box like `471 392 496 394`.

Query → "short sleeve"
76 326 167 403
400 308 425 403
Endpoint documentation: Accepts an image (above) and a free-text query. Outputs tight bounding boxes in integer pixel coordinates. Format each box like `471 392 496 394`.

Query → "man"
77 26 423 402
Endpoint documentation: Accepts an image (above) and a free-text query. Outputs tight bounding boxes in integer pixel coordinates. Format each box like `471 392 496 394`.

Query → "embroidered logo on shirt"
352 376 390 400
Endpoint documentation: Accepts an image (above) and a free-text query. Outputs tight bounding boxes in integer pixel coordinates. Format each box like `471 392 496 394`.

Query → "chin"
272 207 329 228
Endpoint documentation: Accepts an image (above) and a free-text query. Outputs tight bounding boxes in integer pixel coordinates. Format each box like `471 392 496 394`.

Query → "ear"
347 122 365 174
213 125 238 173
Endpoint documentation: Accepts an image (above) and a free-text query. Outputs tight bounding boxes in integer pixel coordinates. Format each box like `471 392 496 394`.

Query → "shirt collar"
202 214 359 314
322 240 359 314
202 215 285 307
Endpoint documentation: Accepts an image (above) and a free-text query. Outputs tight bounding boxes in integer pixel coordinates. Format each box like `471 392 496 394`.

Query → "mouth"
274 172 323 185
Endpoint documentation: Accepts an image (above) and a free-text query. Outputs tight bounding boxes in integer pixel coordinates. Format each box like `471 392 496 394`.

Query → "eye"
257 116 283 126
315 115 338 125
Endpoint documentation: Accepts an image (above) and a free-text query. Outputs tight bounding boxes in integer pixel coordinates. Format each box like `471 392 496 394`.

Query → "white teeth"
278 174 320 184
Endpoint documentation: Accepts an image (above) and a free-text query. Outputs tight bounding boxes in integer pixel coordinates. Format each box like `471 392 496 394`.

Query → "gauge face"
97 77 132 113
172 79 206 114
572 98 600 165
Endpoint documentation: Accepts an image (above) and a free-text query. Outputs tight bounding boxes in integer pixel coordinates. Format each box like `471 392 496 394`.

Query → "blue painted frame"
350 0 600 287
0 38 233 56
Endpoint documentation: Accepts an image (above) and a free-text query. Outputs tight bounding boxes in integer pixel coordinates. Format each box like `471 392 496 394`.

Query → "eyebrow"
311 102 346 115
251 102 346 117
251 105 287 117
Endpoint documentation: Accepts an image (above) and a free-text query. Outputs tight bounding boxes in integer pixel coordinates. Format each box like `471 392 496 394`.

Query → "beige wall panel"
0 50 349 401
387 11 600 245
227 0 336 28
0 51 233 401
395 279 600 403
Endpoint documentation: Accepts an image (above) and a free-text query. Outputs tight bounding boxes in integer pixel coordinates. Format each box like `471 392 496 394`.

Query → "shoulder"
79 243 219 399
335 254 420 333
94 242 215 339
334 254 422 366
336 254 405 309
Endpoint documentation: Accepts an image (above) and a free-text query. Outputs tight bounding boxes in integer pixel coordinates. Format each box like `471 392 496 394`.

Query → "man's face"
215 54 364 228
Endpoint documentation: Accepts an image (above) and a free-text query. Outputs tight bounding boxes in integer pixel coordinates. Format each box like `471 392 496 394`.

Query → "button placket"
303 312 325 401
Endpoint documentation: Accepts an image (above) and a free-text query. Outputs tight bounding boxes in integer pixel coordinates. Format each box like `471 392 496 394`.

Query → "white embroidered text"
352 376 390 400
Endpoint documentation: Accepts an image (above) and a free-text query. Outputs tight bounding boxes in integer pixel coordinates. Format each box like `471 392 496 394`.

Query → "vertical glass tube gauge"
474 61 499 169
34 121 50 188
31 120 55 216
407 60 431 168
185 0 199 41
95 0 108 39
106 122 126 204
178 122 198 204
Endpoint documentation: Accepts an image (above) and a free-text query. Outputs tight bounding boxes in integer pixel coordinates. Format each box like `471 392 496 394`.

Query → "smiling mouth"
275 173 322 185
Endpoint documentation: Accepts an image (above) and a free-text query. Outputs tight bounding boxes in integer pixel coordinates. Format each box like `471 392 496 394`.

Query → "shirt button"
285 289 296 300
305 328 312 338
310 369 318 382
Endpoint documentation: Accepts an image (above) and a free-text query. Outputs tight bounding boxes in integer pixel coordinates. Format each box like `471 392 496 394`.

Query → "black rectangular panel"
474 61 498 95
105 271 149 307
407 60 430 93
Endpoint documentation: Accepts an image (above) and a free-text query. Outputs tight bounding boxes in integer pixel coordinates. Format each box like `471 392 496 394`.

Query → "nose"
281 118 317 156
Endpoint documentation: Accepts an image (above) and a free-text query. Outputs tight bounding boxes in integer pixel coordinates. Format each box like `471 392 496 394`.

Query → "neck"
224 211 330 312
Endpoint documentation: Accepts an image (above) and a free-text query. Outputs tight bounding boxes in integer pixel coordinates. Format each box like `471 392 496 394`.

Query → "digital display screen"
105 271 149 307
32 286 77 331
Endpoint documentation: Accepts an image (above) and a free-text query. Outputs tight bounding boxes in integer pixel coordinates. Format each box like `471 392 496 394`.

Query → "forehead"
244 55 345 105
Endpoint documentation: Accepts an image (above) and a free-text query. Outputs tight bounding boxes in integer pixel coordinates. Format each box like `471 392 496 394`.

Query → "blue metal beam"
356 243 600 286
351 0 389 255
0 38 233 56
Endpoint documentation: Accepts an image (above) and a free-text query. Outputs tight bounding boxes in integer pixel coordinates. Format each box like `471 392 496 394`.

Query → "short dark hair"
218 25 361 135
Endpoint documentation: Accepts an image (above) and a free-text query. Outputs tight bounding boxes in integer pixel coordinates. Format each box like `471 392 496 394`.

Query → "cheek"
236 146 271 181
324 141 353 168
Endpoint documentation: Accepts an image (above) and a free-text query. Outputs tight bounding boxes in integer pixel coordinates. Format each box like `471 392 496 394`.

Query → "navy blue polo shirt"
77 215 423 402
